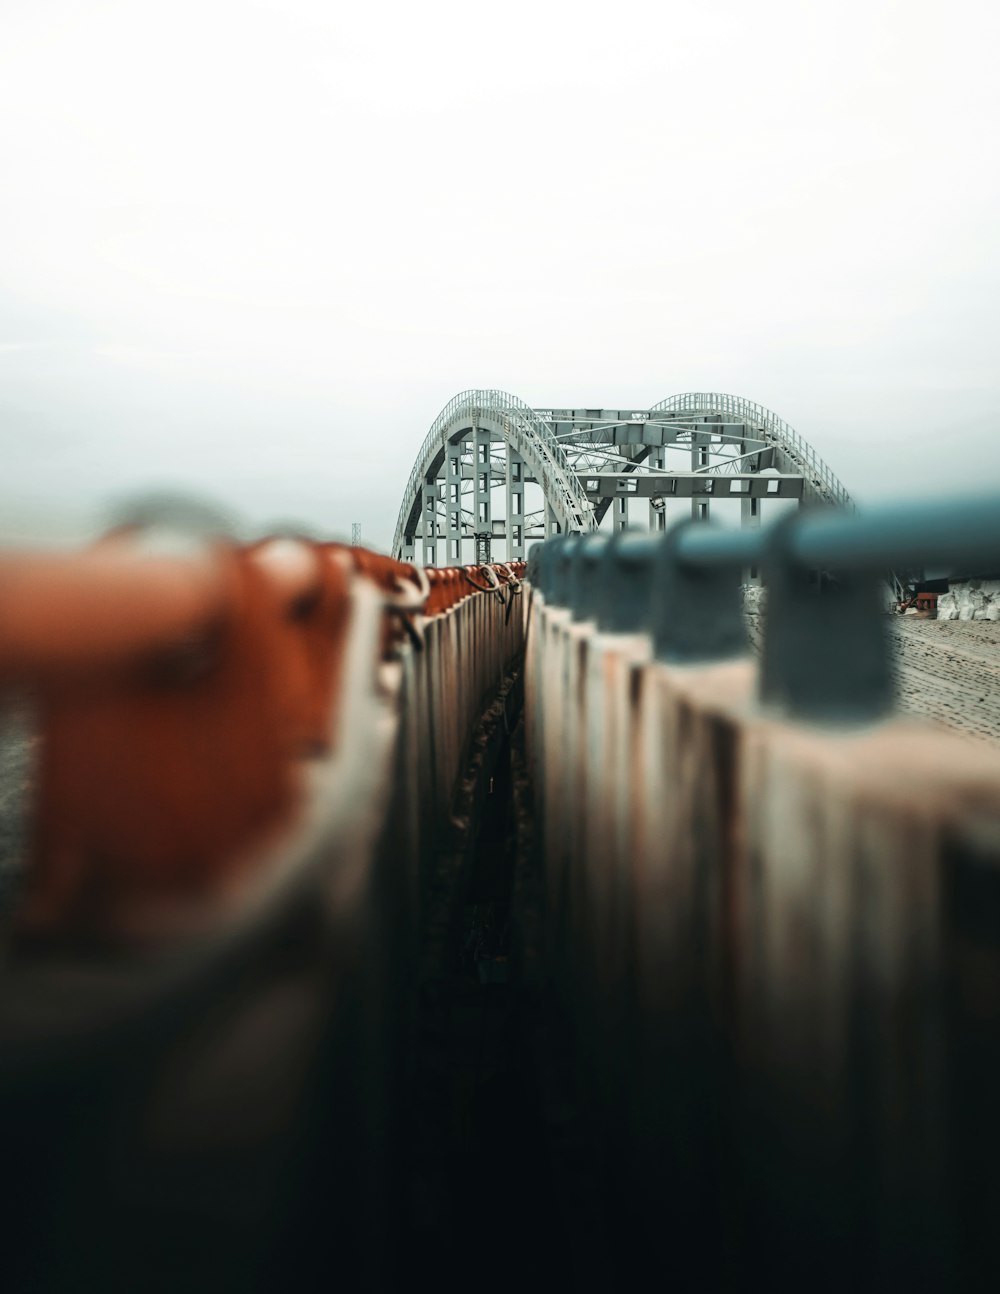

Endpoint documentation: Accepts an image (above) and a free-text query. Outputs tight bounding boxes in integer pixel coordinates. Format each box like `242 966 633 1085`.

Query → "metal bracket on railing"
498 563 522 624
387 566 431 651
759 512 894 722
652 520 749 664
498 562 521 591
549 535 580 608
596 532 657 634
389 565 431 613
100 492 237 683
463 565 506 604
534 535 570 605
569 534 609 623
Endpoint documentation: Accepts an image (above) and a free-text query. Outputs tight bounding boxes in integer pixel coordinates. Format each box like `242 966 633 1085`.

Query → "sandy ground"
747 613 1000 748
888 616 1000 747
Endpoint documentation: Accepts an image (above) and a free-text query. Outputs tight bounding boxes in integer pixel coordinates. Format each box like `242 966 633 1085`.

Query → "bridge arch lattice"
392 389 596 562
649 392 854 510
393 388 854 562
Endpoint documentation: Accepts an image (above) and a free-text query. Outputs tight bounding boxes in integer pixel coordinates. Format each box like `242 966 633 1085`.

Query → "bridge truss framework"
392 389 854 564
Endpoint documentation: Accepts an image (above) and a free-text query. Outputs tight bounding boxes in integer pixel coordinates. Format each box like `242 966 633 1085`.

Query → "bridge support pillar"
421 483 439 566
545 501 559 538
473 422 491 555
506 445 525 560
648 446 666 531
742 494 761 583
446 440 464 565
615 494 629 532
692 433 710 522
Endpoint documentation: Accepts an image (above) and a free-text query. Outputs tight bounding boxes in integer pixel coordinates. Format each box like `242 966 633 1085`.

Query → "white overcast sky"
1 0 998 549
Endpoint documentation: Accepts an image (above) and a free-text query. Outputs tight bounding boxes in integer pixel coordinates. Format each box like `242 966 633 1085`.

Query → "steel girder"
393 389 855 559
649 392 854 510
392 389 596 558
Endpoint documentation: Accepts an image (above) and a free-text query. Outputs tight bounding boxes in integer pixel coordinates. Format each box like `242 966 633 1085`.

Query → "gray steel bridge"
392 389 854 564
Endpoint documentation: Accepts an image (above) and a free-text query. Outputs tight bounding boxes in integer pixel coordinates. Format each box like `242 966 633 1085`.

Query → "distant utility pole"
351 522 362 547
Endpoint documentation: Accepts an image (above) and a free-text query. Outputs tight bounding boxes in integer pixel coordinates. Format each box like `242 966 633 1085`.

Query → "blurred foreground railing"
0 516 525 1292
525 495 1000 1290
5 487 1000 1290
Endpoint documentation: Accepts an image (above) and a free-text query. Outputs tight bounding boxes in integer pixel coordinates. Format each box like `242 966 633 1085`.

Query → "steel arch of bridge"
651 392 854 510
392 389 594 562
392 388 854 562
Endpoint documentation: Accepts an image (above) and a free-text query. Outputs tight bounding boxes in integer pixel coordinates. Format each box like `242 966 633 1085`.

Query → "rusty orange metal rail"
0 529 524 942
0 523 527 1292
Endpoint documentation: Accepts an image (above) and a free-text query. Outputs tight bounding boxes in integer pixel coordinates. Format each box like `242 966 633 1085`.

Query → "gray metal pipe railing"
674 492 1000 574
534 492 1000 593
529 493 1000 723
543 494 1000 576
524 503 1000 1294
